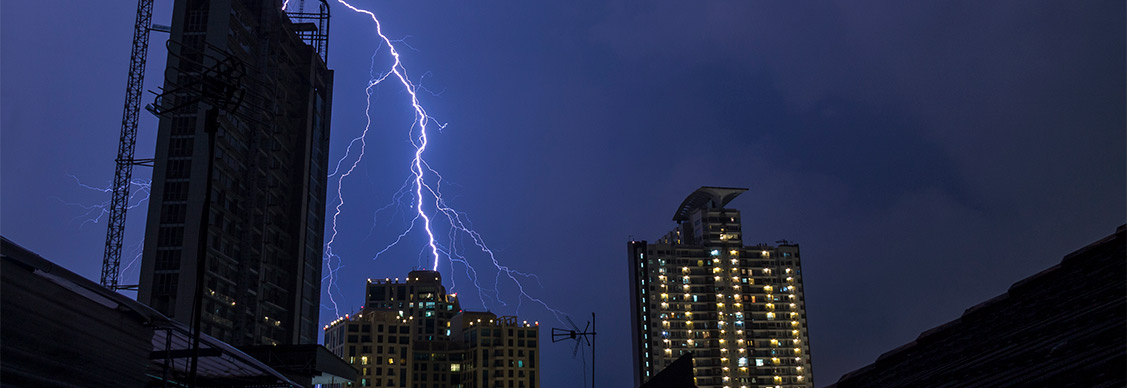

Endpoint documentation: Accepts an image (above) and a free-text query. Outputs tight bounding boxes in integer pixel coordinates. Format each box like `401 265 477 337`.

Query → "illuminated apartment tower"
137 0 333 346
628 187 814 388
324 270 541 388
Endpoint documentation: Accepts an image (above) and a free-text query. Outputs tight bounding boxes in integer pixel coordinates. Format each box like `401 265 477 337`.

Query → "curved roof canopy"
672 186 749 221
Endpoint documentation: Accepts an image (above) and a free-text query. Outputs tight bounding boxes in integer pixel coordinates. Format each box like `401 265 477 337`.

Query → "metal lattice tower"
101 0 155 290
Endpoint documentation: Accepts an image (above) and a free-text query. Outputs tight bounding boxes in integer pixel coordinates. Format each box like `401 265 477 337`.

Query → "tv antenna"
552 312 597 388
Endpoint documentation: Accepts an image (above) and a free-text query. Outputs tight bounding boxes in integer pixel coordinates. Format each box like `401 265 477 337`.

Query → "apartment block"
629 187 814 388
325 270 540 388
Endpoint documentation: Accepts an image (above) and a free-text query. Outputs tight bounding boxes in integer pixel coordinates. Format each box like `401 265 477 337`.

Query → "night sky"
2 1 1124 387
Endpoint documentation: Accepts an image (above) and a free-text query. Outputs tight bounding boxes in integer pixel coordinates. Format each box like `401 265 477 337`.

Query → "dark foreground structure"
138 0 333 347
640 353 699 388
828 225 1126 388
1 236 354 387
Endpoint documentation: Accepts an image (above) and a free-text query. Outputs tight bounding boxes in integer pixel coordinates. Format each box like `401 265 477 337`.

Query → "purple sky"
2 1 1124 386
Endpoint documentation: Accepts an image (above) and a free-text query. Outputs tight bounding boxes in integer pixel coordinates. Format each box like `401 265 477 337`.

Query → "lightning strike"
324 0 568 324
119 240 146 280
58 174 151 284
59 174 151 227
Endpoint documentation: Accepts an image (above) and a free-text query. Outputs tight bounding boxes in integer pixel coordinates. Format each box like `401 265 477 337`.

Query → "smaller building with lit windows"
324 270 540 388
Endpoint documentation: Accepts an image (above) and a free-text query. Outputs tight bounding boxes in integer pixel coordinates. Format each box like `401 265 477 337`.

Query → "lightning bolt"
57 174 151 286
324 0 568 325
119 239 147 281
57 174 151 227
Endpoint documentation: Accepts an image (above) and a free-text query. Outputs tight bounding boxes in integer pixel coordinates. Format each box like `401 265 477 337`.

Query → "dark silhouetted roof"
827 225 1126 388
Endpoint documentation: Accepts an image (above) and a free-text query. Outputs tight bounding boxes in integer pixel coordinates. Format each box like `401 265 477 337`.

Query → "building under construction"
137 0 333 347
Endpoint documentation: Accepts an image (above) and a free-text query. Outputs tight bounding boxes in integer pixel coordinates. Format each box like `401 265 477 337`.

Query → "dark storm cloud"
584 0 1124 383
1 1 1121 387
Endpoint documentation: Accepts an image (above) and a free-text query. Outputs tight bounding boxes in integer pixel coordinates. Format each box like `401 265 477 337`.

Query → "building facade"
325 270 541 388
629 187 814 388
137 0 333 346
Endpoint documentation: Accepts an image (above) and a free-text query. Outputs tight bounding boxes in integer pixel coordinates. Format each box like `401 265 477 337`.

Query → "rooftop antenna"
552 312 597 388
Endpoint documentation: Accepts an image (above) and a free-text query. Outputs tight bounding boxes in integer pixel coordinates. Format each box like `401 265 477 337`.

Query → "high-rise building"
628 187 814 388
137 0 333 346
325 270 542 388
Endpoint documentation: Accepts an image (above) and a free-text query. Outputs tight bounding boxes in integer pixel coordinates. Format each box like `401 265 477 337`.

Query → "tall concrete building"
138 0 333 346
629 187 814 388
325 270 541 388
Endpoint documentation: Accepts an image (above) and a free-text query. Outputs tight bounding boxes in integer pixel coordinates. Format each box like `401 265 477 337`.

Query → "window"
169 138 194 157
166 159 191 179
170 116 197 136
162 181 189 201
153 273 178 293
157 227 184 247
155 250 181 270
185 10 208 32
